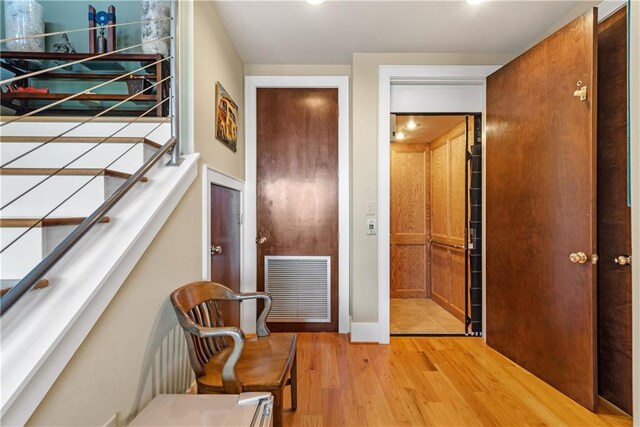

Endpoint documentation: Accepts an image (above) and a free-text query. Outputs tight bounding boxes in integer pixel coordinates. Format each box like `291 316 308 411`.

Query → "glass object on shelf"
4 0 45 52
141 0 170 58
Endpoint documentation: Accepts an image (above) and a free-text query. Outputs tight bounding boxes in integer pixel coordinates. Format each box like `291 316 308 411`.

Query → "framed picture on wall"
215 81 238 152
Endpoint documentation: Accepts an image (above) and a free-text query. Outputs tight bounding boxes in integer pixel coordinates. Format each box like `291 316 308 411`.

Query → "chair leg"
272 387 284 427
290 353 298 411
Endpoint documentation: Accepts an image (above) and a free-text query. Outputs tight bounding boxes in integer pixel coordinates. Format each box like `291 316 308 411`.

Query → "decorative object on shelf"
141 0 170 58
4 0 45 52
88 5 116 53
53 33 76 54
126 76 152 95
215 81 238 152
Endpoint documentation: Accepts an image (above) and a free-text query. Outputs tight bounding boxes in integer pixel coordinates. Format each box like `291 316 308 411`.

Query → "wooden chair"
170 281 297 427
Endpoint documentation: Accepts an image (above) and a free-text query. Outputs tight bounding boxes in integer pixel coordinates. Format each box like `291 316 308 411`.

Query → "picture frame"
215 81 238 152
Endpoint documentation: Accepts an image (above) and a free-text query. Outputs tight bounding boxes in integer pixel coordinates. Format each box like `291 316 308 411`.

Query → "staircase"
0 122 171 300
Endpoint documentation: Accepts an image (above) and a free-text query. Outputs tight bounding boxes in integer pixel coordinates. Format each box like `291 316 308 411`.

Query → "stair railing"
0 0 181 313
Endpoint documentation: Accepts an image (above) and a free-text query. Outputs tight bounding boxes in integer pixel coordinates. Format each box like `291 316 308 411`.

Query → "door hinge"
238 213 243 225
465 316 472 326
466 150 473 161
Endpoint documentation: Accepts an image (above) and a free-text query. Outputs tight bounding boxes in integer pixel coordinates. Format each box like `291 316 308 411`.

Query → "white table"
129 392 273 427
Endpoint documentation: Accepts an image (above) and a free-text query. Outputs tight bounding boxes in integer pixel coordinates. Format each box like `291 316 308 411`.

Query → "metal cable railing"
0 1 181 313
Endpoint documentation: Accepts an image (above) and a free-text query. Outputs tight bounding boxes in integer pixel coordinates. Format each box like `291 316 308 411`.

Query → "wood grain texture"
256 88 339 332
430 142 449 241
486 9 598 410
391 143 429 298
210 184 242 328
450 129 467 242
596 6 632 415
0 168 147 182
390 298 464 334
281 333 631 426
449 249 466 321
430 244 450 306
0 216 110 227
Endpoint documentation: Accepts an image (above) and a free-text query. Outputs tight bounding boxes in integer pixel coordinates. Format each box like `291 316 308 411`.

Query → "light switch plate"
366 201 376 215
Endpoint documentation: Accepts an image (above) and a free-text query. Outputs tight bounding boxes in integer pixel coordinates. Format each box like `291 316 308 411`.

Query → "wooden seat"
170 281 297 427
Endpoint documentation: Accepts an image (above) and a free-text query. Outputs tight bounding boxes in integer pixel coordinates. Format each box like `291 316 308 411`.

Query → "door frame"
201 164 246 322
378 66 500 344
244 76 350 334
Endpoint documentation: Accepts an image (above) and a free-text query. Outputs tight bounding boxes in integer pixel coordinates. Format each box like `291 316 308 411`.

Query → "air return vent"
265 256 330 323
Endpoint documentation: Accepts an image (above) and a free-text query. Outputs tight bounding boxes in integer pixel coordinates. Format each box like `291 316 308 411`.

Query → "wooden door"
390 143 430 298
597 7 632 415
429 120 469 322
210 184 241 327
256 88 339 332
486 9 598 410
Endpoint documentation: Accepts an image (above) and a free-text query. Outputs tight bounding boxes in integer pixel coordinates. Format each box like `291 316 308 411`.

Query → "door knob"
210 245 223 255
614 255 631 266
569 252 588 264
256 236 267 245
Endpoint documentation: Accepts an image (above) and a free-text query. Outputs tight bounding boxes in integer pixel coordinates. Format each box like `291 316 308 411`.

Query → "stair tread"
0 136 162 149
0 278 50 296
0 217 111 227
0 167 148 182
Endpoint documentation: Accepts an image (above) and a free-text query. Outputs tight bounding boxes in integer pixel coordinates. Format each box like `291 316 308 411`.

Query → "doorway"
390 114 481 335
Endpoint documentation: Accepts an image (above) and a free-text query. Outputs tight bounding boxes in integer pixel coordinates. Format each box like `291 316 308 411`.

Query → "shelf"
2 93 157 102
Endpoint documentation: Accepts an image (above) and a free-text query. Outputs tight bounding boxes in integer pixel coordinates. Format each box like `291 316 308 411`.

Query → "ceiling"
212 1 596 64
394 115 465 144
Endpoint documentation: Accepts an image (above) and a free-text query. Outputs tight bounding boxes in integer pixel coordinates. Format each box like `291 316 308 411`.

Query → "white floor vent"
265 256 330 323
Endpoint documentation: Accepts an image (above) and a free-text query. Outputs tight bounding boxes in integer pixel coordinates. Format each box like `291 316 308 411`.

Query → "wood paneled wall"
429 120 471 321
390 143 430 298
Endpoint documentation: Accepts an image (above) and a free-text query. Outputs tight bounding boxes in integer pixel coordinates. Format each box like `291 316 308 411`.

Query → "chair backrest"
171 282 243 376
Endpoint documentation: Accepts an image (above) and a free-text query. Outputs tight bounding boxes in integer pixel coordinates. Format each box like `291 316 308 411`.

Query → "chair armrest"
238 292 272 337
177 312 245 393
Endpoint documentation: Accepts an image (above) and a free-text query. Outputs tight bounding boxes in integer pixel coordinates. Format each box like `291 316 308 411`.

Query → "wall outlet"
366 218 377 235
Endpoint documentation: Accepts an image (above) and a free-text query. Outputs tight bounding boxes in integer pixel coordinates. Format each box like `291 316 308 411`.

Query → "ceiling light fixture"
406 121 418 130
466 0 485 4
396 132 406 140
306 0 325 5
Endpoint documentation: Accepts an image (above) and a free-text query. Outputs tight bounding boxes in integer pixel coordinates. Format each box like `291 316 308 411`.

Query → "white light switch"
366 218 377 235
366 201 376 215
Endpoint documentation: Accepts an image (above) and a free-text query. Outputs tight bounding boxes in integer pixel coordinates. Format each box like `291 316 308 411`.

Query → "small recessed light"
406 121 418 130
306 0 325 4
466 0 485 4
396 132 406 140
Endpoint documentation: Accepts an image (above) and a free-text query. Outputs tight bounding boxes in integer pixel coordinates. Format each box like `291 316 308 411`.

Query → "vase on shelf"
4 0 45 52
141 0 170 58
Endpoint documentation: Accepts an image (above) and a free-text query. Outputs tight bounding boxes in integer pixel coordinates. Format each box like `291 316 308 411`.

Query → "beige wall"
244 64 351 77
27 2 245 426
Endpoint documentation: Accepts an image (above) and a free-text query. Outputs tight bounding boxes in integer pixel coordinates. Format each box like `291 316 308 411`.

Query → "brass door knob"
256 236 267 245
210 245 223 255
569 252 588 264
614 255 631 266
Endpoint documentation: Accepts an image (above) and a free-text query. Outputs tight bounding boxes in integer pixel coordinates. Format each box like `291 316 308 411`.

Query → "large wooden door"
390 143 430 298
597 7 632 415
256 88 339 332
210 184 241 327
486 9 598 410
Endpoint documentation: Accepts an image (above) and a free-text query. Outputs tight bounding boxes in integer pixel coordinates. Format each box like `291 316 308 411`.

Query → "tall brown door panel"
429 120 469 322
597 7 632 415
210 184 241 328
256 88 339 332
391 143 430 298
486 9 597 410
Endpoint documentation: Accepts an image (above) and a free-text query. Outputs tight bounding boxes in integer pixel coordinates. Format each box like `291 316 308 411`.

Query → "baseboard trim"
349 317 380 343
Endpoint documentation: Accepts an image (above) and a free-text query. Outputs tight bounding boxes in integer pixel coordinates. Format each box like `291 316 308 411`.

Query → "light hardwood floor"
390 298 464 334
282 333 631 426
